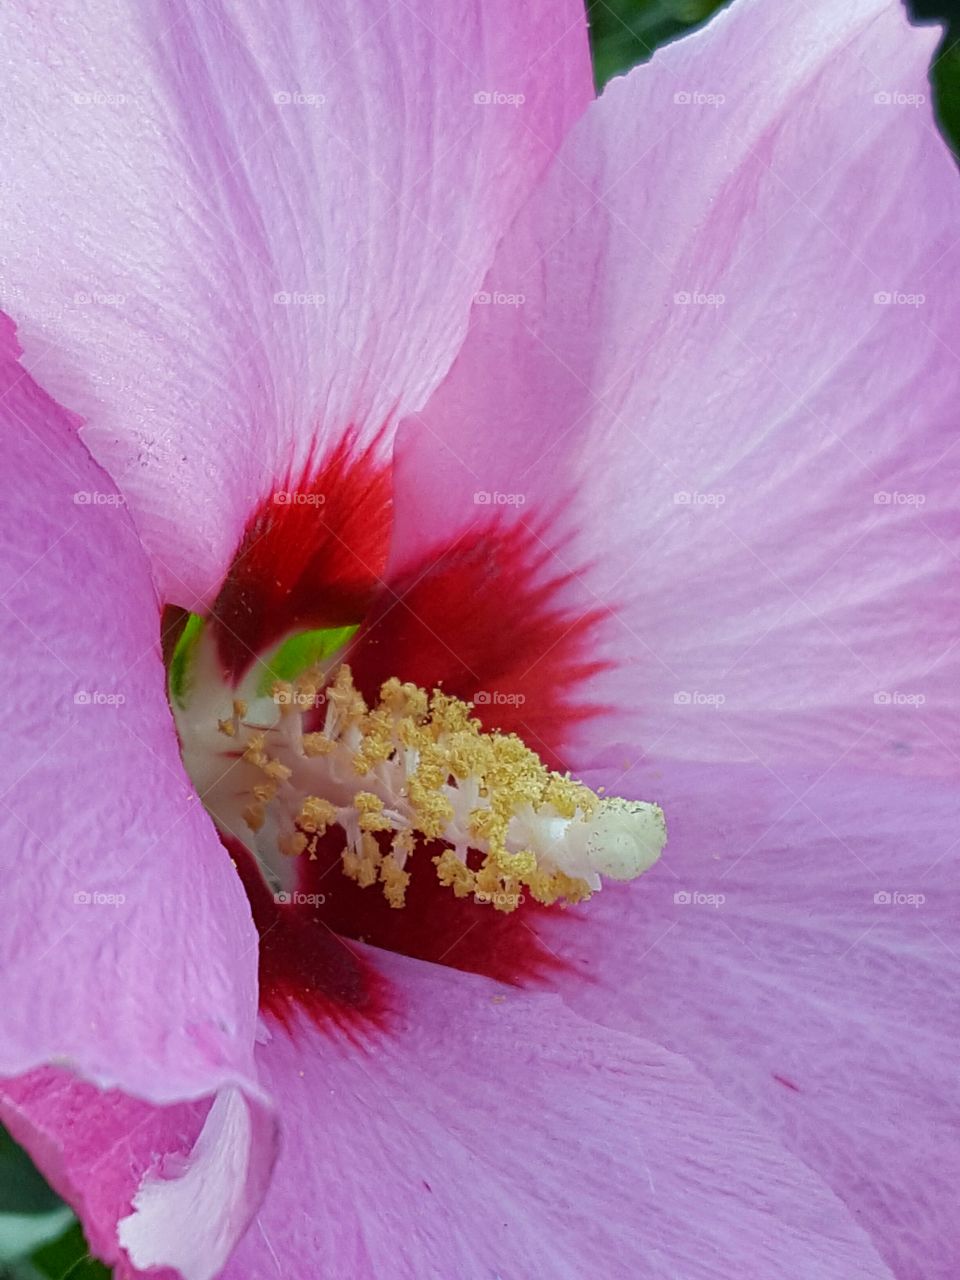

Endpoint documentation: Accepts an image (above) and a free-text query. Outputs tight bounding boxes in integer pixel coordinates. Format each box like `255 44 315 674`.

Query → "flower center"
173 622 666 916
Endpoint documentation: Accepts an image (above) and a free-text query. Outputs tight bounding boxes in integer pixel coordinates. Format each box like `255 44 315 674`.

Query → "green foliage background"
589 0 728 86
1 1 958 1276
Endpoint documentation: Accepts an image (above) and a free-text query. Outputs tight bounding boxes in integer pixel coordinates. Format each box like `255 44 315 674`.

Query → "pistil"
222 663 666 912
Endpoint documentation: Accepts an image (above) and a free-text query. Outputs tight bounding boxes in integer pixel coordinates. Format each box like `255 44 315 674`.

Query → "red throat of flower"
169 436 665 1037
212 432 393 684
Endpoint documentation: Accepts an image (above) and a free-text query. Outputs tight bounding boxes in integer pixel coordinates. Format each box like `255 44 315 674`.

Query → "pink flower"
0 1 957 1278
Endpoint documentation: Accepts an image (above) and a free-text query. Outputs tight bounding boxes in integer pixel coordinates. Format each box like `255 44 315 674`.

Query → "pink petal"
0 0 591 607
225 949 893 1279
534 754 960 1280
0 314 274 1276
390 0 960 776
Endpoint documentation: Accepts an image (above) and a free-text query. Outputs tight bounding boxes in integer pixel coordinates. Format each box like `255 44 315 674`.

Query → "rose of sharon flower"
1 0 958 1277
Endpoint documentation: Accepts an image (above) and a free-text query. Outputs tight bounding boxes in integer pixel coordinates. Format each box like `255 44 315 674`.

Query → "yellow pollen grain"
297 795 336 836
294 675 320 707
242 732 268 767
493 848 537 879
380 853 410 909
434 848 476 898
352 710 397 775
342 831 381 889
380 677 428 720
328 664 367 724
407 774 455 839
242 803 266 832
468 807 508 849
391 828 416 863
544 773 598 820
278 831 309 857
354 791 394 833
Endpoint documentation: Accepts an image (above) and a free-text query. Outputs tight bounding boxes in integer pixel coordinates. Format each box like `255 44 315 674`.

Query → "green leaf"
167 611 205 708
0 1210 74 1267
0 1132 61 1219
254 625 360 697
587 0 729 86
25 1222 109 1280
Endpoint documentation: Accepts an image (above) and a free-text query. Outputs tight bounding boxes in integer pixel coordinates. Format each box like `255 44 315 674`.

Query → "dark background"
589 0 960 151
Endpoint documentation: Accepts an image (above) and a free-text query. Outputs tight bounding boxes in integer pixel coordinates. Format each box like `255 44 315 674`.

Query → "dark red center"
204 438 608 1034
